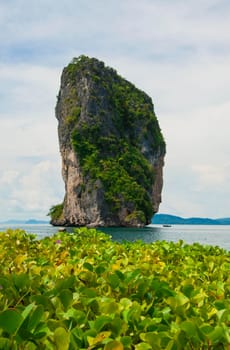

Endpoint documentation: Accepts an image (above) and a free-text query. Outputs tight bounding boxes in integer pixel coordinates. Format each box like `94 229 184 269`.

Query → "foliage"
47 203 64 222
66 56 166 223
1 228 230 349
65 106 81 125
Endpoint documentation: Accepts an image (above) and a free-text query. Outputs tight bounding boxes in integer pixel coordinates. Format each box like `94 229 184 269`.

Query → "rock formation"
50 55 166 227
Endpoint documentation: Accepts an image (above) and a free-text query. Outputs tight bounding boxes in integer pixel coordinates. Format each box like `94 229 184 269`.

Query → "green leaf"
160 307 171 322
0 277 10 289
135 342 152 350
214 300 226 310
151 279 175 297
124 269 141 283
208 326 225 343
22 341 37 350
83 262 94 271
108 273 120 289
47 319 63 332
99 300 119 315
165 339 178 350
65 308 86 325
79 286 97 298
56 276 75 291
0 337 11 350
12 273 30 290
21 303 35 320
120 298 132 309
70 327 84 347
31 295 54 310
28 305 44 332
140 332 161 348
180 321 197 337
115 270 124 281
126 302 141 322
31 321 49 339
0 309 23 334
59 289 73 310
182 284 194 298
87 331 111 347
109 317 127 337
199 324 214 337
104 340 124 350
166 294 189 309
54 327 70 350
95 264 107 275
120 336 132 347
93 315 112 332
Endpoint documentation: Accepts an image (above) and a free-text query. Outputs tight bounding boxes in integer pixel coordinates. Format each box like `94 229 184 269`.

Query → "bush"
47 203 64 221
0 229 230 349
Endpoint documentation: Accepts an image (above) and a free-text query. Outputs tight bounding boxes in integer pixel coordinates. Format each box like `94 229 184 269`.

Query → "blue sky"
1 0 230 220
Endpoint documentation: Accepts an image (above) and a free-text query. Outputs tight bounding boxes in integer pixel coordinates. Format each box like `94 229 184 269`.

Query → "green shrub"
0 229 230 349
47 203 64 221
65 106 81 125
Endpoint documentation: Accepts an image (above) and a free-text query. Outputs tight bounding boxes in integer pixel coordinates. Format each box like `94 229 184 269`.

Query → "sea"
0 223 230 251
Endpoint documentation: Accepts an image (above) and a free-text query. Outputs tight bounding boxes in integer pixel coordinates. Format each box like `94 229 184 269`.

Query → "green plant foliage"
47 203 64 222
65 106 81 125
1 229 230 348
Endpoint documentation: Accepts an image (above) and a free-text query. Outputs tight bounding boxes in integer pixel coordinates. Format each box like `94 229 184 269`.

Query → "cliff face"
51 55 166 227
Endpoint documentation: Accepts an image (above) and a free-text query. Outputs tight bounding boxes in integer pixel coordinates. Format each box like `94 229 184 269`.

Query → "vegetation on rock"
1 228 230 349
47 203 64 223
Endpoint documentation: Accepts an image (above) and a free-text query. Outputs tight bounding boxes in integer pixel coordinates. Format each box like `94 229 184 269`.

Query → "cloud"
0 118 59 158
0 160 64 221
0 63 60 117
0 170 19 185
2 0 230 65
158 97 230 217
192 164 230 188
0 63 60 163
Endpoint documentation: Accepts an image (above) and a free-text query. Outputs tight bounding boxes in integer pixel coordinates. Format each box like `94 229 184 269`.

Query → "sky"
0 0 230 221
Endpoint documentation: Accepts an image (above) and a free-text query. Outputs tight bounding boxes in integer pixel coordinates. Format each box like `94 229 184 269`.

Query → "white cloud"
0 170 19 185
13 161 63 210
158 98 230 217
0 63 60 117
192 164 230 188
0 118 59 158
0 160 64 221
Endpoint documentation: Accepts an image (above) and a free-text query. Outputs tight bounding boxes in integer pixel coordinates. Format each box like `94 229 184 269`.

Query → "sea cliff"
50 56 165 227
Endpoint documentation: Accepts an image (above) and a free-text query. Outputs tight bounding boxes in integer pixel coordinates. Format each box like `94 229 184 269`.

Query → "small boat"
163 224 172 227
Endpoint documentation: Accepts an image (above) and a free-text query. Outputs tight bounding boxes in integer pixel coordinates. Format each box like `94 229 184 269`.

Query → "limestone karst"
50 56 165 227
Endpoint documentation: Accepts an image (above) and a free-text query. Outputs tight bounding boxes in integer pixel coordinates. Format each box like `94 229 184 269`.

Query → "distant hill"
152 214 230 225
216 218 230 225
25 219 49 224
0 219 49 225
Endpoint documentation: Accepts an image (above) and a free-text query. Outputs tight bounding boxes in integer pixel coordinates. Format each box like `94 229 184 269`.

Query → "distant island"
0 219 49 225
2 215 230 226
152 214 230 225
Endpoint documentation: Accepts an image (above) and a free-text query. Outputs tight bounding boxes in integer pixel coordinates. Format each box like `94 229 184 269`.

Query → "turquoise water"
0 223 230 251
102 225 230 251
